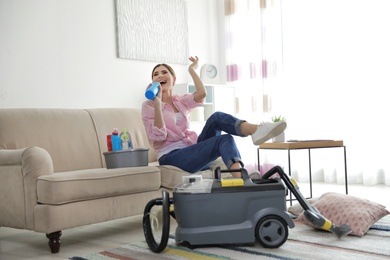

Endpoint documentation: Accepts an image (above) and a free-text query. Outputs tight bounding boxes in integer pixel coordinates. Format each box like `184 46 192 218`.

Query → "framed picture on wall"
116 0 189 64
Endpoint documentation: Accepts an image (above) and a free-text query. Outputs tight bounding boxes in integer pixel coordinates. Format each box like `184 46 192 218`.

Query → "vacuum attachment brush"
303 209 352 238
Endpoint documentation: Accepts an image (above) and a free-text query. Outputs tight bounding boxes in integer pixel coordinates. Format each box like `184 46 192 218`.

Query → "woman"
142 56 286 178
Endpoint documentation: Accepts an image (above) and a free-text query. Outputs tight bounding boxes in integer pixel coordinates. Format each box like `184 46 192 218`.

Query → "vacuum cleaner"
143 166 352 253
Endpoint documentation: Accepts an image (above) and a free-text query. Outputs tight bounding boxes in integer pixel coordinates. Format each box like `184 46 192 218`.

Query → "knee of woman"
209 111 228 121
210 111 223 118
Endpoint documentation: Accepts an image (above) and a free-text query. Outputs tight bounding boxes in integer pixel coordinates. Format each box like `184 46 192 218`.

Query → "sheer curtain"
224 0 283 173
280 0 390 186
224 0 283 117
224 0 390 186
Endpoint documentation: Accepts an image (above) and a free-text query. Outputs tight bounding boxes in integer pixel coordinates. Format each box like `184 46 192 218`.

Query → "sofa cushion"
0 109 103 172
37 166 161 205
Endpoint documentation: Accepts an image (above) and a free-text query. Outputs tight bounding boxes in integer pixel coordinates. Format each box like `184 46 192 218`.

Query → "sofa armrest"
0 146 54 230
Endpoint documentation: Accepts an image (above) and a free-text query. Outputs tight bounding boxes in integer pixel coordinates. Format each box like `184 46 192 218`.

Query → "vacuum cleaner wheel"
255 215 288 248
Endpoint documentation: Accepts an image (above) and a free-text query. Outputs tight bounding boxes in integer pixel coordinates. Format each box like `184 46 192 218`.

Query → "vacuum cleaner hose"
143 191 171 253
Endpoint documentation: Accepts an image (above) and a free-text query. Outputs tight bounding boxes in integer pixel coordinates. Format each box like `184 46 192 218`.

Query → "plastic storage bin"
103 148 149 169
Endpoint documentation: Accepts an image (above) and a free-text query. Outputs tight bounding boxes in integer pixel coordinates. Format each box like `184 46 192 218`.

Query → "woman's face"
152 65 176 91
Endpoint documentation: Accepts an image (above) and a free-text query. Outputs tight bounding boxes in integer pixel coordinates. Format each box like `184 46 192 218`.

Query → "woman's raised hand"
188 56 199 71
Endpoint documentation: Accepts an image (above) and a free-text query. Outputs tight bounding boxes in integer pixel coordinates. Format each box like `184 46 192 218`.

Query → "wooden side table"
257 140 348 205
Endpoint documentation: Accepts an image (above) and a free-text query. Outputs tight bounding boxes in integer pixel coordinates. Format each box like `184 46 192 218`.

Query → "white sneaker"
251 121 287 145
249 170 261 179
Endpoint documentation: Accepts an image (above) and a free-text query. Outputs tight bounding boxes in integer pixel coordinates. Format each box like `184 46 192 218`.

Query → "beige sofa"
0 108 223 253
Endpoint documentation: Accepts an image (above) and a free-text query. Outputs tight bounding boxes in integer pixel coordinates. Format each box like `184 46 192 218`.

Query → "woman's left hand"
188 56 199 70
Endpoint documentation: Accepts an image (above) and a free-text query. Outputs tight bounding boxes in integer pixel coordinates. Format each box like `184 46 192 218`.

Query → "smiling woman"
115 0 189 64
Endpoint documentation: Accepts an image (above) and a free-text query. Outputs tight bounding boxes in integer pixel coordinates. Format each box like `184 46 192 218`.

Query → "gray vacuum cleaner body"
173 174 294 246
143 167 352 253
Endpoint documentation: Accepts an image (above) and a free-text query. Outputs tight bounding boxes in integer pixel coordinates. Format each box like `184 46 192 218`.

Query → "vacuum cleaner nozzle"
304 210 352 238
329 223 353 238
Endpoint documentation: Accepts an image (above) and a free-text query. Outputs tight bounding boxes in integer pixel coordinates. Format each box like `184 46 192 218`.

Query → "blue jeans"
158 112 246 173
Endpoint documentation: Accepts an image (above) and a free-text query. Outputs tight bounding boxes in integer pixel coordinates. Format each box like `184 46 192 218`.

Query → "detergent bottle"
120 128 132 150
111 128 122 151
106 134 112 151
145 82 160 100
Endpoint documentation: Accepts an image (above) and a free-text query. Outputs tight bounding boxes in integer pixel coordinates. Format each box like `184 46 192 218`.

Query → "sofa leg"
46 231 62 253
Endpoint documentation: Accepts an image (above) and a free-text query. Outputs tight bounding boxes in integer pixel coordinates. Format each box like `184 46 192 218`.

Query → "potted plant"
271 115 285 123
271 115 286 142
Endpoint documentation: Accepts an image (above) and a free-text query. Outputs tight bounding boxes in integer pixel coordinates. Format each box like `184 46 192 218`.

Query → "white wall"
0 0 220 109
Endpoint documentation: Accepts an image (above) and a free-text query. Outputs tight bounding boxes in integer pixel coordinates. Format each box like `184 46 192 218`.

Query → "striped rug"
71 215 390 260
